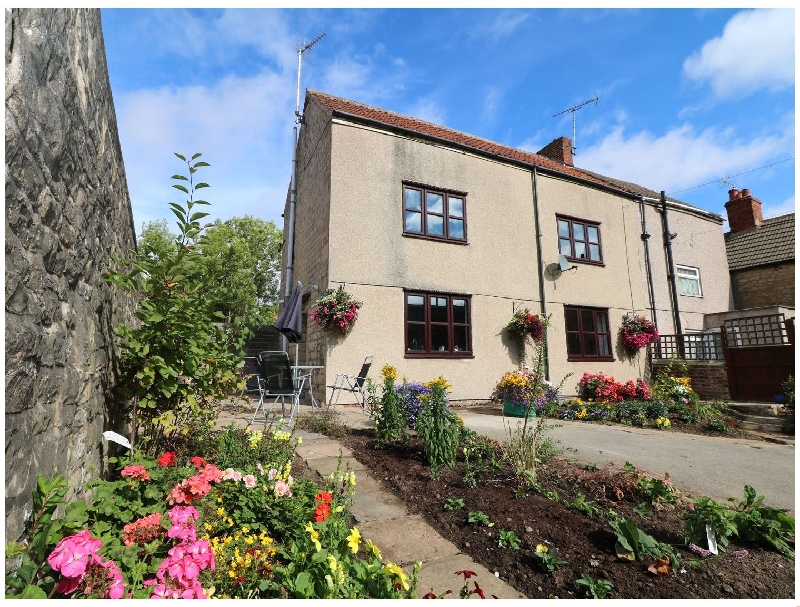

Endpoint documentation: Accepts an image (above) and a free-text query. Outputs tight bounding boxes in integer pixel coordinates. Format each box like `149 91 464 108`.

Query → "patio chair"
248 351 309 426
239 356 263 399
328 356 373 411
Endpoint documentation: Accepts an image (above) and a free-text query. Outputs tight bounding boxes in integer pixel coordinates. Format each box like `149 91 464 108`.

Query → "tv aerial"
552 94 599 157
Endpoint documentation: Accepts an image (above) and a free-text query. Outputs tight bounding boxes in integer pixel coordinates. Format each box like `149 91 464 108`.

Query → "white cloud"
405 98 447 126
487 11 529 40
763 195 795 219
482 88 502 122
683 9 794 98
577 122 793 195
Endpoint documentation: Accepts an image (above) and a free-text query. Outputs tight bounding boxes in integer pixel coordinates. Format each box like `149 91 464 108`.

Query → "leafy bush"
682 495 738 551
416 378 460 476
610 518 679 568
781 375 794 433
444 497 465 511
369 366 407 448
732 485 794 558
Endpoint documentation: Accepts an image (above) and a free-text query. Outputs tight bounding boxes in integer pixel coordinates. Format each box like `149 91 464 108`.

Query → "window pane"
452 299 467 324
677 266 698 277
574 241 587 259
407 324 425 351
581 310 595 332
560 239 572 256
430 297 448 322
558 219 570 238
589 244 600 260
407 295 425 322
449 218 464 239
583 333 597 356
449 197 463 217
678 277 701 296
567 333 581 355
597 313 608 333
404 188 422 210
431 325 449 352
587 226 599 243
453 326 468 352
573 223 585 241
565 309 579 331
405 211 422 232
598 334 610 356
427 192 443 213
427 214 444 235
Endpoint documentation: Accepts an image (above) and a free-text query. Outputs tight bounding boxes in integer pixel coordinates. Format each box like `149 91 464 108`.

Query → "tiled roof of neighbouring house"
725 213 795 270
306 90 713 216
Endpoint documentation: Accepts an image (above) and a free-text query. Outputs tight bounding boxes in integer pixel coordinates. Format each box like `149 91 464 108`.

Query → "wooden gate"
721 314 794 402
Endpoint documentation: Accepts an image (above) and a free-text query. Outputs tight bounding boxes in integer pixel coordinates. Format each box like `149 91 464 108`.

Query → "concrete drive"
452 409 796 515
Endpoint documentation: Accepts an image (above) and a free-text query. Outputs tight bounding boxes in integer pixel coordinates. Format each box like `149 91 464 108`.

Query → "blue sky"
100 7 795 236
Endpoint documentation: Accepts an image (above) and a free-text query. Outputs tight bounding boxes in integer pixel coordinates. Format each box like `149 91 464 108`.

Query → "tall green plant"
107 153 248 454
416 378 460 477
370 365 406 448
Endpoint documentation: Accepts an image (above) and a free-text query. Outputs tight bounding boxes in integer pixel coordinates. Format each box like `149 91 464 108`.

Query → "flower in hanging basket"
309 286 363 334
620 312 659 351
506 308 544 341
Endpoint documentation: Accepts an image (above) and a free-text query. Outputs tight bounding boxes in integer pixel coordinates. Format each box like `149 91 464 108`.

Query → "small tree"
106 153 247 454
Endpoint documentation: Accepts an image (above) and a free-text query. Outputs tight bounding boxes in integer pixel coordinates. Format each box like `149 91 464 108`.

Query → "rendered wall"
5 8 137 541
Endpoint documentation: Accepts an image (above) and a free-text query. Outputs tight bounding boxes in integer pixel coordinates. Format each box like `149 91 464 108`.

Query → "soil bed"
340 428 794 600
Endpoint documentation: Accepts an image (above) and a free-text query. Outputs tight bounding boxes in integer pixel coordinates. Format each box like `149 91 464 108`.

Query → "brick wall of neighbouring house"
730 262 795 309
280 97 333 401
652 360 730 401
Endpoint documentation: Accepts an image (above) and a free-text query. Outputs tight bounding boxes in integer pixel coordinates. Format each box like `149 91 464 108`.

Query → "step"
727 402 784 416
738 419 789 434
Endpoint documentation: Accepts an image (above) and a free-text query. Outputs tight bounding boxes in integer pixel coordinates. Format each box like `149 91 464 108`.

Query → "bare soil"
340 428 795 600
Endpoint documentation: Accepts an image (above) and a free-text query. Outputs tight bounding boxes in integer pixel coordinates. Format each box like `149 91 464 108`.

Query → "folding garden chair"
327 356 373 411
239 356 263 399
248 351 308 426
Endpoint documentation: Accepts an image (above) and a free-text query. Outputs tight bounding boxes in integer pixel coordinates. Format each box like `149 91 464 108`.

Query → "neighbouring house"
723 188 795 310
280 90 733 403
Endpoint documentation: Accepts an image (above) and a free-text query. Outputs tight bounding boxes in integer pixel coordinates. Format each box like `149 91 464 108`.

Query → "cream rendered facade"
282 92 732 403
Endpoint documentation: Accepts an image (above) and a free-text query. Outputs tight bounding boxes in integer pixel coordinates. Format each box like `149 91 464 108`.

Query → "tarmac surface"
217 398 795 598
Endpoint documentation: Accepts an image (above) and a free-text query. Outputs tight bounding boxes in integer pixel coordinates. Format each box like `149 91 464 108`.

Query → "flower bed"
6 424 418 599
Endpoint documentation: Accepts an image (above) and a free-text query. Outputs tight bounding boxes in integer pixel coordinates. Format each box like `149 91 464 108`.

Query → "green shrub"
575 574 614 599
369 366 407 448
732 485 794 558
682 495 738 551
416 379 460 476
295 408 349 439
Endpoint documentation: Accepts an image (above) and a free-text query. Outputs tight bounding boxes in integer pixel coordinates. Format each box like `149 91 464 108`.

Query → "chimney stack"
725 187 763 233
537 136 573 167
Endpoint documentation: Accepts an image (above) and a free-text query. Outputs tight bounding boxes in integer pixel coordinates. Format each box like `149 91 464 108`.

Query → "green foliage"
609 518 678 568
682 495 738 551
370 372 407 448
636 475 678 509
443 497 465 511
570 493 601 517
416 383 460 476
532 545 567 573
732 485 794 558
467 511 491 526
531 482 560 502
498 530 521 549
575 574 614 599
781 375 794 433
295 409 349 439
106 153 248 454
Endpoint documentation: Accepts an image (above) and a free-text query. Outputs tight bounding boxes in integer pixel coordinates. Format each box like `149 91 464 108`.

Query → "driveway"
456 410 795 515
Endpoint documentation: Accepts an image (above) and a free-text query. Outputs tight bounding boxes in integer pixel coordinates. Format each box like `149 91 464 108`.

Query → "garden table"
292 365 324 410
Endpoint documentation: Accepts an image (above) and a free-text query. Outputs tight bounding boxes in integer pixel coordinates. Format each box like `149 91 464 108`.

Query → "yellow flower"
424 376 453 392
297 436 303 445
327 553 338 574
365 539 382 560
241 526 250 534
228 570 236 579
381 364 398 380
348 471 356 487
203 523 213 531
217 507 225 516
536 544 549 553
382 562 409 590
245 536 254 545
346 527 361 554
305 522 321 551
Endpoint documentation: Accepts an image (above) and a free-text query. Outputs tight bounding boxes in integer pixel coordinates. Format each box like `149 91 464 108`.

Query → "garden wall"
651 360 730 401
5 8 137 542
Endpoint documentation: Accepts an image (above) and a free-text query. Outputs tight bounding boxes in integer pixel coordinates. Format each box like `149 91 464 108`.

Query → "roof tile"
725 214 795 270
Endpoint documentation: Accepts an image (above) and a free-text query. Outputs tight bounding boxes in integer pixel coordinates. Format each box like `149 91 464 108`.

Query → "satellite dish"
558 255 570 272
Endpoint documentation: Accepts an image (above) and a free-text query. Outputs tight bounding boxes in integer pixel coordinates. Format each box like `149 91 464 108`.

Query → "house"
281 90 732 402
723 188 795 310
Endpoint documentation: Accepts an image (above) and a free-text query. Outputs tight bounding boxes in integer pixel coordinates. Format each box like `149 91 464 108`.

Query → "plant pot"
503 398 535 418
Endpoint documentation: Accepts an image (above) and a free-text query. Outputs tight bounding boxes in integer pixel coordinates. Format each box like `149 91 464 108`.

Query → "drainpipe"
660 191 684 355
638 196 658 329
283 124 298 352
531 167 550 381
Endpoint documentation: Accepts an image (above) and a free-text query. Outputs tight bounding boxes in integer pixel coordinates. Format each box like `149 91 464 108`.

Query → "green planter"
503 398 536 418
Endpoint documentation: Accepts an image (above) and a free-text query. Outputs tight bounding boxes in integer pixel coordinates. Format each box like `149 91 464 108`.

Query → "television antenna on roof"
719 176 740 191
294 32 326 123
552 94 599 157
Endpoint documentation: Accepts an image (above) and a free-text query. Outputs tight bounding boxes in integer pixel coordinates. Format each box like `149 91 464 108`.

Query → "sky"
100 7 796 237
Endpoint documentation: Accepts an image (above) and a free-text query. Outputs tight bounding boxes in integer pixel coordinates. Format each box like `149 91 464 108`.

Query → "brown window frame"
402 183 468 244
564 305 614 362
557 215 603 265
404 290 473 358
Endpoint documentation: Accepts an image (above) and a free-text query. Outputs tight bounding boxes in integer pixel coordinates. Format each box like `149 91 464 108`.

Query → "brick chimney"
725 188 763 233
537 136 573 167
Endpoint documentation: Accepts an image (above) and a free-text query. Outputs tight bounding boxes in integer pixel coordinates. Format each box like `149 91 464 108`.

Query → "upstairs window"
405 291 472 357
564 305 613 361
403 184 467 243
557 215 603 264
677 265 702 297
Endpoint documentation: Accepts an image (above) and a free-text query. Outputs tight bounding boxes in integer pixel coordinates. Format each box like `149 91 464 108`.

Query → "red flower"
157 451 176 467
313 502 331 523
314 491 333 505
455 570 477 579
190 456 206 468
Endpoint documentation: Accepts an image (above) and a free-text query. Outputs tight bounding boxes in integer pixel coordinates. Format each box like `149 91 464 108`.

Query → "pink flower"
243 474 257 489
268 468 278 480
120 465 150 482
222 467 238 480
48 530 103 579
274 480 292 497
256 463 265 476
201 463 223 482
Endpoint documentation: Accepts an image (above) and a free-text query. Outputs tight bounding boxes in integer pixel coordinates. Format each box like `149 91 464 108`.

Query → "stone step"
738 419 788 434
727 402 784 416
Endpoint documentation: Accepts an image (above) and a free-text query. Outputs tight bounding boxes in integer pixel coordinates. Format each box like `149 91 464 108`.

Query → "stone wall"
651 360 730 401
5 8 137 541
730 262 795 309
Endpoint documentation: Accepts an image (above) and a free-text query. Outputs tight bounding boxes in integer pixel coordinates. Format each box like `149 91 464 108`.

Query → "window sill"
405 352 475 359
567 355 615 363
565 257 605 267
679 294 704 298
403 232 468 245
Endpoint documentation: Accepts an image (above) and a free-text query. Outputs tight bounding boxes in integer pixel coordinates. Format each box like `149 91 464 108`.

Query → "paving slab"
295 440 353 459
350 471 383 494
358 515 461 567
416 553 526 599
307 455 364 477
351 488 408 522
